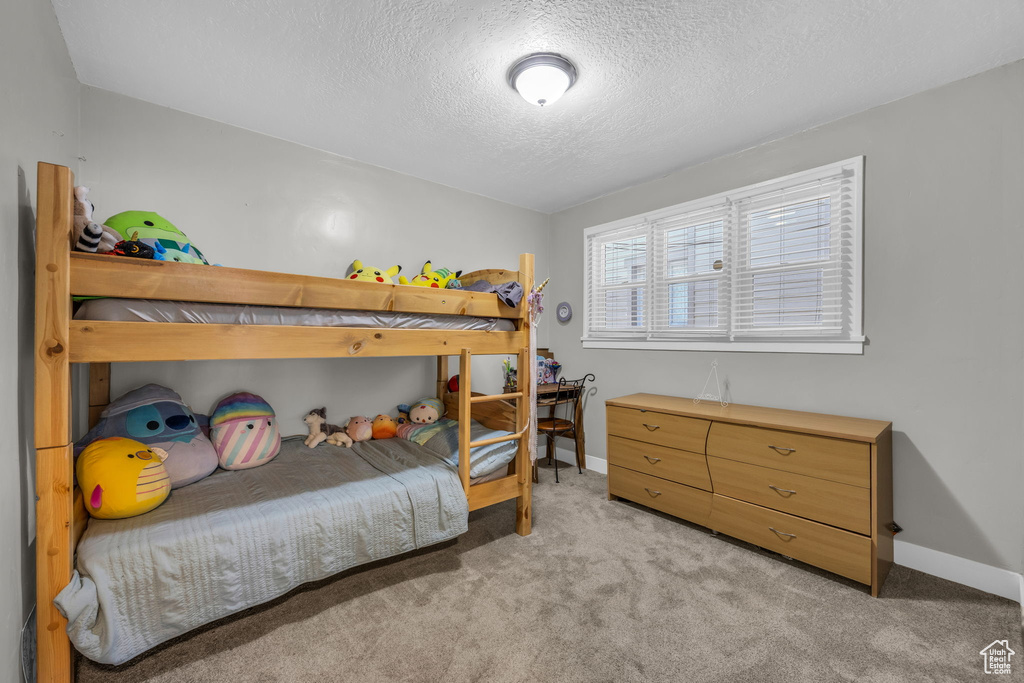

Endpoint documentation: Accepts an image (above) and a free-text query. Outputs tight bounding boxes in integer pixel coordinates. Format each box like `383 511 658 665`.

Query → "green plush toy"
398 260 462 288
104 211 210 265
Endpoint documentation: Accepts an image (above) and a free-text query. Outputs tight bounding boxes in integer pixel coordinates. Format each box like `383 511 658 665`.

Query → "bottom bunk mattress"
55 437 470 665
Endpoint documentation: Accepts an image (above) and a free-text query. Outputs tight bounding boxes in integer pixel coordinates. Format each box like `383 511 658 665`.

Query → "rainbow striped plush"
210 392 281 470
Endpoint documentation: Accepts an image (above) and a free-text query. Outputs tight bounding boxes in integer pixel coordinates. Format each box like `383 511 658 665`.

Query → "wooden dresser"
606 393 893 596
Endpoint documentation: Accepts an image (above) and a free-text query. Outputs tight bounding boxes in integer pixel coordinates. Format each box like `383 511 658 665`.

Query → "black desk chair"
536 374 595 483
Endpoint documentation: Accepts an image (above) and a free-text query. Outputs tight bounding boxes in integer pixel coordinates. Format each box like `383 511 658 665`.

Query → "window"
583 157 863 353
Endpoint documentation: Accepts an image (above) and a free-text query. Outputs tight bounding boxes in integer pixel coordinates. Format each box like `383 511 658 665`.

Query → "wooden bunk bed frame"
33 162 535 682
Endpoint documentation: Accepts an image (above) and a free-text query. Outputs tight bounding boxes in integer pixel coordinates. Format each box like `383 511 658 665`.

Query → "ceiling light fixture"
507 53 577 107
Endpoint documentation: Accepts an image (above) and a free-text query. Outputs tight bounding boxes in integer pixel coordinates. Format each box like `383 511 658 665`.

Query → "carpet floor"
77 463 1021 682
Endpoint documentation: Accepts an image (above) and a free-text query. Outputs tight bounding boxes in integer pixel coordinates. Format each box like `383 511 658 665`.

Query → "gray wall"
549 61 1024 575
78 86 550 439
0 0 80 678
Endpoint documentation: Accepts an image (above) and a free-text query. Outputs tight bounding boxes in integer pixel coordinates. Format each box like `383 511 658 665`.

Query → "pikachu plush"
348 259 401 283
77 437 171 519
398 260 462 288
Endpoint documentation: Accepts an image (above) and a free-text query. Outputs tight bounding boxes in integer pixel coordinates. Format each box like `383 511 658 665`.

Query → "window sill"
580 338 865 355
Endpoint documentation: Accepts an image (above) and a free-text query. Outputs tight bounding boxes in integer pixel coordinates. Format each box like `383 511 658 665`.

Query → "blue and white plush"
76 384 218 488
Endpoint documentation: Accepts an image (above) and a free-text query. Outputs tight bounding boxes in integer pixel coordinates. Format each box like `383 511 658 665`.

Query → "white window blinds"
583 157 863 353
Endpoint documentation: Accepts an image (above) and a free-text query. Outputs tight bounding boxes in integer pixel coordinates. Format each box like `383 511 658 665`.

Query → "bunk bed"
33 162 536 681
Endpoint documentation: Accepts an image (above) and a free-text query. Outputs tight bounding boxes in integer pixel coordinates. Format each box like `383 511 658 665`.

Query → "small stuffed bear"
398 398 444 425
346 415 373 442
371 414 397 439
73 186 119 253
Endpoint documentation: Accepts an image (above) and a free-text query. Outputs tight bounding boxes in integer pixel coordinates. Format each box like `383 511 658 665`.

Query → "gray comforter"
54 437 469 665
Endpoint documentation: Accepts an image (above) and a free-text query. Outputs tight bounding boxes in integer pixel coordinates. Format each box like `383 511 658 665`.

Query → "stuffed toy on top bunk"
72 186 119 253
104 210 211 265
398 260 462 288
348 259 401 283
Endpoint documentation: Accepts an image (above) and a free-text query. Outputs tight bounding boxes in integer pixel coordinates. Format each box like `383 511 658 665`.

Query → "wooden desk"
506 383 586 470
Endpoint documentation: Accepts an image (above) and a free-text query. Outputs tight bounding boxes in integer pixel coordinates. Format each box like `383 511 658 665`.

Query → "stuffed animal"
371 414 398 439
72 186 119 253
111 230 166 260
303 408 352 448
76 384 218 489
348 260 401 284
398 260 462 289
344 415 373 442
104 210 210 265
397 397 444 425
77 437 171 519
210 392 282 469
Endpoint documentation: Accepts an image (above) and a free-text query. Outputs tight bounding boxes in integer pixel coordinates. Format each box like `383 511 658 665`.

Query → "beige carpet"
77 463 1021 682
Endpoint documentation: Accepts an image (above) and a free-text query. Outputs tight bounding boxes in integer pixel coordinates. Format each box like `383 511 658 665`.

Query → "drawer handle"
643 455 662 464
642 423 661 431
768 485 797 496
769 527 797 539
643 488 662 498
769 445 796 454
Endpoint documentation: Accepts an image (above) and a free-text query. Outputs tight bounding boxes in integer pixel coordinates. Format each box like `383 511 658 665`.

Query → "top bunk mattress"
74 298 517 332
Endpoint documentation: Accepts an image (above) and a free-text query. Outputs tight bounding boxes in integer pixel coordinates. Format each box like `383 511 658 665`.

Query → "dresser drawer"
607 405 710 453
608 465 712 527
608 436 712 491
708 494 871 585
707 456 870 534
706 422 869 488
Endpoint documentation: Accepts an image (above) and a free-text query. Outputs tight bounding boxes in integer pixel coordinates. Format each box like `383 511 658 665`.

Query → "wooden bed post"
88 362 111 428
34 162 76 683
515 253 534 536
515 345 532 536
436 356 448 400
458 349 472 494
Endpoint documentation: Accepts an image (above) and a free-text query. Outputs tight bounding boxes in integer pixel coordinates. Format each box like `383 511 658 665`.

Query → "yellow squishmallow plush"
398 260 462 288
77 437 171 519
348 259 401 284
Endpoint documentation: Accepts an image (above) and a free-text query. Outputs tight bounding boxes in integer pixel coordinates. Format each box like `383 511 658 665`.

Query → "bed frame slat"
69 322 523 362
70 253 521 319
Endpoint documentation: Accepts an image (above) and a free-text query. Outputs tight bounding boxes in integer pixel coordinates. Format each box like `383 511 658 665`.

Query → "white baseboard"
548 450 1022 606
548 446 607 474
895 540 1023 603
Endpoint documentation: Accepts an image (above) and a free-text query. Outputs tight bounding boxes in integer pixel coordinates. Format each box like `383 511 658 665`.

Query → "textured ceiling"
53 0 1024 213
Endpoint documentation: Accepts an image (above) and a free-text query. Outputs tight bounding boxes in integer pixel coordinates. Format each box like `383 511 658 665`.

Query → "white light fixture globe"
508 53 577 107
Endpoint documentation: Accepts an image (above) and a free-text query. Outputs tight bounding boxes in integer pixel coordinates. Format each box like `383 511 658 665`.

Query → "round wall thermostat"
556 302 572 322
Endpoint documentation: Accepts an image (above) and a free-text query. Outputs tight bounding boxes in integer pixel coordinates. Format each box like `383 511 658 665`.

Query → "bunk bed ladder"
458 347 532 535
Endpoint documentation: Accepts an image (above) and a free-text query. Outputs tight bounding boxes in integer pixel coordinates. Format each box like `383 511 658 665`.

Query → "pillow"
77 437 171 519
400 418 518 479
76 384 218 488
209 392 281 470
